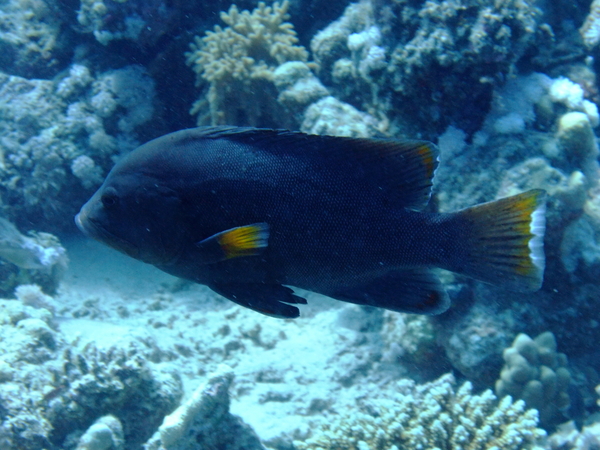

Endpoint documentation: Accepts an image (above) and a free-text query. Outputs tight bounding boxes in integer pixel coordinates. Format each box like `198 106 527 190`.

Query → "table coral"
185 1 308 127
295 373 545 450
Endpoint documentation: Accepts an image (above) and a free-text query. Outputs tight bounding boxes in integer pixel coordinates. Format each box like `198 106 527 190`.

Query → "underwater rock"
379 311 450 381
556 111 600 187
273 61 329 127
76 415 124 450
301 96 380 137
146 364 265 450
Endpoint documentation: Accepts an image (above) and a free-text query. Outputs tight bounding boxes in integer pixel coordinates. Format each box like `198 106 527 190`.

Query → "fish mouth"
75 212 91 238
75 212 140 259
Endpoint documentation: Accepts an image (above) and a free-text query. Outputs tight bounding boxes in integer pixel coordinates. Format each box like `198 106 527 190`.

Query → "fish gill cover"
0 0 599 449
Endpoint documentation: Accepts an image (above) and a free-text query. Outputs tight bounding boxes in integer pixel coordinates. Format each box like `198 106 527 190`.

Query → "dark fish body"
76 127 546 318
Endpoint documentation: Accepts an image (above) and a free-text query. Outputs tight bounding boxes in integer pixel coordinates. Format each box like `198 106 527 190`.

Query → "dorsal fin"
181 126 439 210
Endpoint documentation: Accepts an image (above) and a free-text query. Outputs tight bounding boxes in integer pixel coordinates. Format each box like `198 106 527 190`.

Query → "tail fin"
454 189 546 291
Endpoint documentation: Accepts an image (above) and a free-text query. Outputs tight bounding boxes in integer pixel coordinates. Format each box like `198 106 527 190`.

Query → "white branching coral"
295 374 545 450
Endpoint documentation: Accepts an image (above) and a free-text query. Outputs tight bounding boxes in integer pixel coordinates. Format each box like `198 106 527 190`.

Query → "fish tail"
452 189 546 291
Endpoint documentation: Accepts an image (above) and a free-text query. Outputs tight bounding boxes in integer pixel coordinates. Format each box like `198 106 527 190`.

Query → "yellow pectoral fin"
196 223 270 263
218 223 270 258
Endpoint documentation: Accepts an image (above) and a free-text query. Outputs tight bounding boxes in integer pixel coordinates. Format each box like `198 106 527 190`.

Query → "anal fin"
209 283 306 319
329 269 450 315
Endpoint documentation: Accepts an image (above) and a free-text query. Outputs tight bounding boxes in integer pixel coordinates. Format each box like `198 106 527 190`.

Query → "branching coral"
295 373 545 450
185 1 308 126
0 0 66 78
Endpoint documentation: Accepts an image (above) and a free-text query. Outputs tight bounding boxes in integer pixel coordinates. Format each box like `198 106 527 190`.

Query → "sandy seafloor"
58 234 404 446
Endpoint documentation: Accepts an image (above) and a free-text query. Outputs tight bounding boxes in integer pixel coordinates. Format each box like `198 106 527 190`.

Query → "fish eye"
101 187 119 208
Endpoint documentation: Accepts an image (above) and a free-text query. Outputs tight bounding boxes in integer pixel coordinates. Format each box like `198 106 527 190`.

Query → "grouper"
75 126 546 318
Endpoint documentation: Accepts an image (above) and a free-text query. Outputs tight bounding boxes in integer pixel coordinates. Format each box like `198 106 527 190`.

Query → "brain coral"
185 1 308 127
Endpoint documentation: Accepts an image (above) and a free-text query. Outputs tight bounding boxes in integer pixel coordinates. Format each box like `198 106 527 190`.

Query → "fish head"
75 166 187 266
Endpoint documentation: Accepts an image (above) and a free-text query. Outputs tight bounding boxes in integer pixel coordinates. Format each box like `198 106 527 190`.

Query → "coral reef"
0 63 155 231
0 218 67 296
495 332 571 427
1 0 600 447
0 0 71 78
46 341 182 448
146 365 265 450
295 373 545 450
0 295 183 449
546 420 600 450
185 1 309 127
76 0 177 47
310 0 546 138
0 298 59 449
